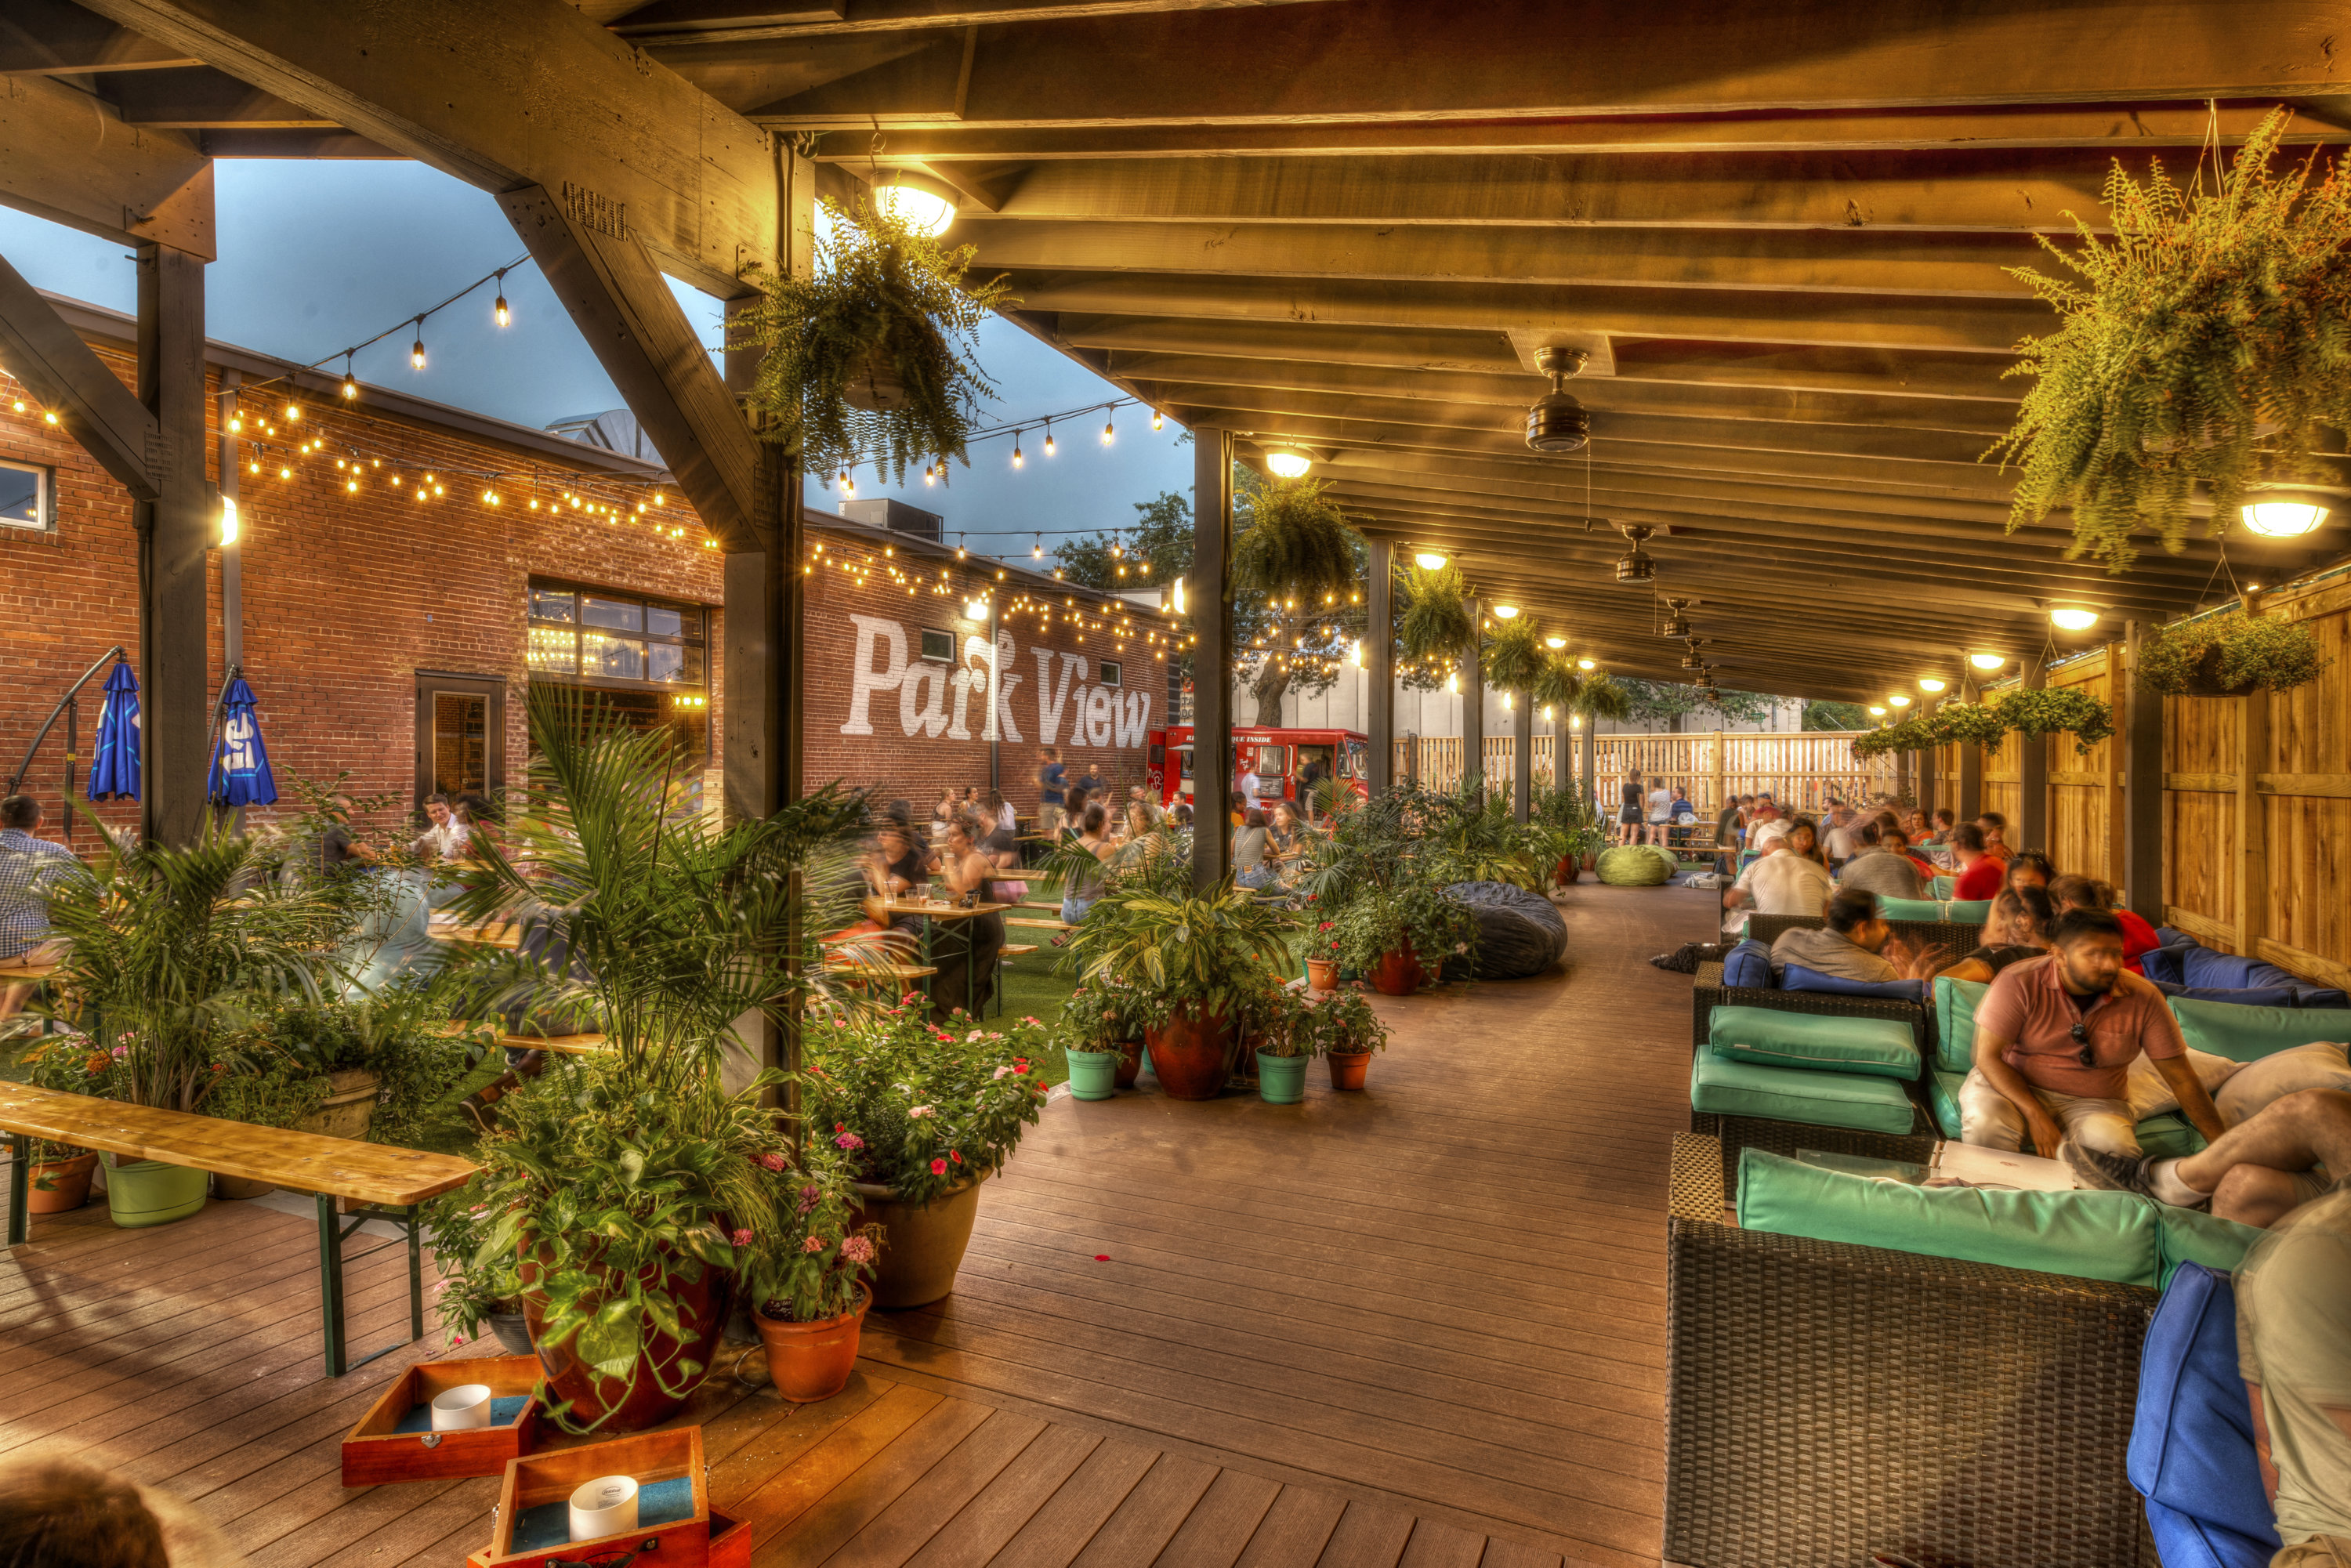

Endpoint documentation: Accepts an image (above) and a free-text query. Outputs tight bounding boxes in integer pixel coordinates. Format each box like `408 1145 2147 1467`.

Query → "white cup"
428 1384 493 1431
568 1476 639 1542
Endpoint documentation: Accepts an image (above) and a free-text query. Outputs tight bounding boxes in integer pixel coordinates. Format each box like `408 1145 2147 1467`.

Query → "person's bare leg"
2208 1165 2314 1229
0 981 27 1022
2154 1089 2351 1211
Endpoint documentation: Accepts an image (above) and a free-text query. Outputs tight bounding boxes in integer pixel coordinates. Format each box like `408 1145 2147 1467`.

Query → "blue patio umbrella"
207 676 278 807
85 660 141 801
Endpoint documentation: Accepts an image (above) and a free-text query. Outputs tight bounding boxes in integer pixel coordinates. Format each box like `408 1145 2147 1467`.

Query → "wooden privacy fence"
1392 732 1900 814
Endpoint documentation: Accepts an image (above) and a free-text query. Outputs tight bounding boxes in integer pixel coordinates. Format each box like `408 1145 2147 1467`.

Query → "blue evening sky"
0 160 1191 560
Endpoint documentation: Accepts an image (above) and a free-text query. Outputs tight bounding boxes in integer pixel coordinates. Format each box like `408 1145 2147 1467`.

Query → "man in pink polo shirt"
1958 907 2228 1157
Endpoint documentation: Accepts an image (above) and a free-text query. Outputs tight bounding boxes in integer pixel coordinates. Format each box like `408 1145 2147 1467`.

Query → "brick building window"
1098 660 1121 686
918 628 955 661
1 459 53 532
526 580 706 689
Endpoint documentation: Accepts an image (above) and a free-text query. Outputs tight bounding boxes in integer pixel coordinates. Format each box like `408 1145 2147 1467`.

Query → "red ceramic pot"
1113 1042 1143 1089
1143 1009 1234 1099
28 1153 98 1213
754 1284 870 1403
1326 1051 1371 1091
1555 854 1581 885
1304 957 1339 992
520 1245 734 1432
1367 946 1425 996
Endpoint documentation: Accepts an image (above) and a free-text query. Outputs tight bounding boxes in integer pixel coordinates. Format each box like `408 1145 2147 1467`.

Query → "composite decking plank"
1477 1537 1570 1568
980 1436 1163 1568
1230 1486 1348 1568
1067 1454 1220 1568
1313 1500 1417 1568
754 1396 994 1566
1148 1468 1281 1568
1395 1516 1489 1568
900 1423 1103 1568
734 1383 945 1552
816 1410 1049 1568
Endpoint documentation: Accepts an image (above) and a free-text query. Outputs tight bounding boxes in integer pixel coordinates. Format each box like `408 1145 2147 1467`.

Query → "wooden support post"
1578 719 1596 818
2019 659 2049 852
1191 427 1233 892
1461 599 1483 802
1709 731 1726 820
2103 642 2126 885
2122 621 2166 925
1512 690 1532 824
136 241 208 848
2235 594 2269 954
1364 538 1393 797
1957 679 1983 823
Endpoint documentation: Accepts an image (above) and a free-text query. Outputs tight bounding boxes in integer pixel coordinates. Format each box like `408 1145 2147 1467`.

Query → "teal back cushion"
1707 1005 1918 1080
1737 1148 2161 1287
1943 899 1994 924
2168 995 2351 1064
1876 896 1945 922
1931 875 1956 900
1933 974 1990 1074
2154 1204 2264 1288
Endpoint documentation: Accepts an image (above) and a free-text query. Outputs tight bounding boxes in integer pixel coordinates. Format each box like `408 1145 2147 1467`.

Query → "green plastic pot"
1066 1048 1120 1100
105 1159 208 1229
1255 1051 1309 1104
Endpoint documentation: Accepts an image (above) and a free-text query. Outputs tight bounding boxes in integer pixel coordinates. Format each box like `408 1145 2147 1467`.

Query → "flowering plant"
742 1136 881 1324
1059 978 1149 1055
1325 884 1474 978
1239 983 1318 1059
804 1003 1051 1207
1299 987 1389 1057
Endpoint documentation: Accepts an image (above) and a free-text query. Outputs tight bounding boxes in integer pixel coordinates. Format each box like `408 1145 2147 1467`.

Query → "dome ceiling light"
1414 549 1450 570
1264 445 1313 480
871 173 958 236
2240 487 2333 538
2049 605 2103 632
1969 652 2008 671
1525 346 1592 454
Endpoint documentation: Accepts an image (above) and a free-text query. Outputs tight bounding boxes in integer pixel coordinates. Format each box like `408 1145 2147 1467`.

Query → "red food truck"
1146 726 1371 813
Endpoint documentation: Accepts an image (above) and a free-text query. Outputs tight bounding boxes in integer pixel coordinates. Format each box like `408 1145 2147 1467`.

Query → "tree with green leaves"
1615 679 1774 731
1803 700 1875 732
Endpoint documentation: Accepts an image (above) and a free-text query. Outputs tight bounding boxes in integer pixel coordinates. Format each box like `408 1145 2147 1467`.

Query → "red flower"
1318 922 1334 931
929 1157 948 1175
949 1150 963 1164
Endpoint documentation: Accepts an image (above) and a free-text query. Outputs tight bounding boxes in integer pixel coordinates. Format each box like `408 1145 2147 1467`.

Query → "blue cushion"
2157 926 2200 947
1719 939 1774 990
2140 944 2190 986
1780 965 1928 1004
2182 947 2302 992
2130 1264 2279 1566
2150 981 2309 1009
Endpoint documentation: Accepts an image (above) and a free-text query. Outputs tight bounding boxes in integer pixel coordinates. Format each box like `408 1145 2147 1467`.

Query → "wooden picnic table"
871 898 1009 1015
423 919 523 949
0 954 59 983
2 1081 476 1376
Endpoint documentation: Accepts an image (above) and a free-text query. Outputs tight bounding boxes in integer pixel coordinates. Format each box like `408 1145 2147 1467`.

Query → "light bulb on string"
1032 534 1042 558
410 318 427 370
1044 421 1056 457
1101 411 1114 446
493 270 511 328
1012 432 1024 468
284 403 299 422
1151 409 1163 432
341 354 357 400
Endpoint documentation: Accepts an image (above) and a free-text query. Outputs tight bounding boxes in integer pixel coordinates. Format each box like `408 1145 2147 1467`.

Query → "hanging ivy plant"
2137 609 2328 695
1481 619 1547 691
1396 559 1476 665
1572 672 1632 723
1530 654 1584 711
1994 686 2117 752
1232 479 1360 607
1987 109 2351 571
1850 715 1930 761
1852 692 2116 760
730 197 1012 485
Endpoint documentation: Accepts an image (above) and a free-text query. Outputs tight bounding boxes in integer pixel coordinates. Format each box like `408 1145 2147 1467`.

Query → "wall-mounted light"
2049 606 2102 632
1969 652 2008 671
216 494 238 549
1350 639 1364 668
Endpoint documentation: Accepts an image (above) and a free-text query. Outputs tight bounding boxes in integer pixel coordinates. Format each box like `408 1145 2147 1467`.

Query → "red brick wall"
1 342 1163 841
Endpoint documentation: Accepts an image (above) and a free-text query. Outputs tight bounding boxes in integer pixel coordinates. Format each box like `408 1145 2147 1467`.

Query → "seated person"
1958 907 2226 1157
930 787 960 828
2004 849 2054 895
2070 1086 2346 1230
978 818 1027 905
1950 822 2005 901
1266 800 1310 861
1234 808 1275 890
1976 810 2016 863
1836 818 1926 900
1880 818 1938 881
1926 807 1957 846
1938 885 2056 983
1722 821 1833 934
861 820 933 902
2049 873 2161 974
1769 887 1933 982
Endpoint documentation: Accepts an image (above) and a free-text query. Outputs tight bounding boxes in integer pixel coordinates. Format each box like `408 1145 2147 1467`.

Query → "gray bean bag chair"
1443 881 1568 979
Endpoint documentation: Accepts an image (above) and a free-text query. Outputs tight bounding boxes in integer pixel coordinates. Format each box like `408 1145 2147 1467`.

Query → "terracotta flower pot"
295 1069 379 1142
1113 1042 1143 1089
754 1284 871 1403
1304 957 1339 992
519 1246 734 1432
28 1152 98 1214
1367 946 1426 997
1326 1050 1371 1091
850 1174 988 1309
1143 1007 1233 1099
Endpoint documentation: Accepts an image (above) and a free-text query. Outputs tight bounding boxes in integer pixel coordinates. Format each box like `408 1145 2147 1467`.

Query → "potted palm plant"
1304 987 1390 1091
1059 880 1295 1099
744 1137 881 1403
802 1006 1051 1307
442 686 869 1432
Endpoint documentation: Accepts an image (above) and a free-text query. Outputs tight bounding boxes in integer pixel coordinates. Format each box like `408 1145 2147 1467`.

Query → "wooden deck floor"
0 884 1709 1568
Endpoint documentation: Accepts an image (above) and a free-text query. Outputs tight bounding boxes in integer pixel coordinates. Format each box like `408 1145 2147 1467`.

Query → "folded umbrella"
85 660 140 801
207 675 277 807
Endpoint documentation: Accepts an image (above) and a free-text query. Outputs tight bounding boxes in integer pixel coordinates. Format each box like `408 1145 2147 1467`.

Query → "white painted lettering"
1084 686 1114 748
900 661 947 737
1115 691 1152 748
841 615 907 737
1033 647 1078 744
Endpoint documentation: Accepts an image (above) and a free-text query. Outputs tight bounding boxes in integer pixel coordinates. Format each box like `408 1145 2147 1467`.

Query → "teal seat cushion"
1737 1147 2161 1286
1690 1051 1919 1135
1876 896 1945 922
1708 1005 1919 1080
1929 1069 1966 1137
2135 1111 2210 1162
1933 975 1990 1074
1943 899 1994 923
2154 1204 2265 1287
2168 994 2351 1065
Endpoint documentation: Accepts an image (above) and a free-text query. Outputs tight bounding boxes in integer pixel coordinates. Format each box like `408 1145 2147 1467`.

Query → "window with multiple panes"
1098 660 1122 686
526 581 708 690
919 628 955 661
1 459 52 532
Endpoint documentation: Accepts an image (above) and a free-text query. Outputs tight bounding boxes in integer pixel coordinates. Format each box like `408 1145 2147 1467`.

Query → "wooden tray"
343 1356 543 1487
467 1507 747 1568
471 1427 712 1568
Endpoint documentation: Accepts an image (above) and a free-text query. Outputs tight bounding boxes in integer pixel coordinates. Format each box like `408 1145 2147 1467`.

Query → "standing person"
0 795 78 1022
1237 755 1262 809
1617 770 1644 846
1712 793 1744 877
1957 907 2226 1157
1035 748 1066 837
1061 786 1090 840
1950 823 2005 901
1643 776 1673 846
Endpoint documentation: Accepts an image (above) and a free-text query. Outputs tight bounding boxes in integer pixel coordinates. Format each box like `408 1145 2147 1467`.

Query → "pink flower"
110 1045 128 1060
730 1228 753 1247
802 1235 825 1254
451 1334 468 1347
1020 1016 1041 1026
992 1066 1011 1080
833 1131 864 1150
797 1184 822 1214
929 1158 948 1175
909 1105 935 1119
755 1152 788 1172
840 1235 876 1265
967 1029 984 1042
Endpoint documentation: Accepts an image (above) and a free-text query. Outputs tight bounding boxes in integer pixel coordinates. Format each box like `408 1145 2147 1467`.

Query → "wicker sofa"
1665 1132 2161 1568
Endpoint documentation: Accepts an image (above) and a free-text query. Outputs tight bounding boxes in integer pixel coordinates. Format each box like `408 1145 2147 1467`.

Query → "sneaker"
2060 1140 2157 1197
1648 944 1701 974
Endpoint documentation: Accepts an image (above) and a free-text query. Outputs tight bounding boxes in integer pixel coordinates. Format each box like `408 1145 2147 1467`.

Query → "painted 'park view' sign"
840 614 1152 748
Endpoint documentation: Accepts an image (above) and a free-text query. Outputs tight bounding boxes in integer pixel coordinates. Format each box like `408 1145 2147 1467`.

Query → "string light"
341 354 357 400
1151 409 1163 431
493 270 511 328
1012 432 1024 468
1032 534 1043 558
284 403 300 422
1100 412 1114 446
1044 421 1056 458
410 317 427 371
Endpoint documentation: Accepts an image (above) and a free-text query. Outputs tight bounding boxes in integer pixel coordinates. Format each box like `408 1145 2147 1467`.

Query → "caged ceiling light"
2240 488 2332 538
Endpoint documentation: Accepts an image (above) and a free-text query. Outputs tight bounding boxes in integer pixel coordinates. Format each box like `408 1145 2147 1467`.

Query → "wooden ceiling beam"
199 129 402 158
962 217 2054 301
793 100 2344 161
621 0 1334 45
103 67 339 128
0 69 214 258
744 0 2349 126
72 0 784 297
0 250 162 499
1002 269 2047 353
0 0 200 72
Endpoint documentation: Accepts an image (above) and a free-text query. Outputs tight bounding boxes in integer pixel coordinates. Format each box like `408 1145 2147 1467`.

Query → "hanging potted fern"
1991 687 2117 754
1233 479 1360 606
1531 653 1584 712
1571 672 1631 723
730 197 1012 486
2138 608 2327 696
1987 108 2351 572
1481 619 1547 693
1396 559 1477 666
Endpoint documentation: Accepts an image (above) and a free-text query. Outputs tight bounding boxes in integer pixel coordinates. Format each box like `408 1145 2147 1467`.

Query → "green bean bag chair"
1598 845 1676 886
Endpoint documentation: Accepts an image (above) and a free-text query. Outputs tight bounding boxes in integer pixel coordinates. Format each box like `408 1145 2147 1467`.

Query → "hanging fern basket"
2137 609 2327 697
839 342 914 412
1396 559 1476 666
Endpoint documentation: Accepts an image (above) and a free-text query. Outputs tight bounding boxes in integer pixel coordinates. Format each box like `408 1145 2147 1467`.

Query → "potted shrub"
804 1005 1050 1307
1054 992 1125 1101
198 1050 328 1199
730 197 1012 487
744 1138 881 1403
1305 987 1390 1092
2138 608 2327 696
1988 110 2351 571
1243 984 1317 1104
14 1041 114 1211
1060 882 1294 1100
1531 783 1609 889
424 1180 531 1355
443 686 871 1432
1305 931 1340 994
1329 884 1475 996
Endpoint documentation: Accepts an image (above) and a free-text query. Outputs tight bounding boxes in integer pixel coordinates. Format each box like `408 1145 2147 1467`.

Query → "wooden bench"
1005 915 1074 932
495 1032 608 1056
824 961 940 987
423 920 523 949
0 954 60 983
999 943 1039 958
2 1081 476 1378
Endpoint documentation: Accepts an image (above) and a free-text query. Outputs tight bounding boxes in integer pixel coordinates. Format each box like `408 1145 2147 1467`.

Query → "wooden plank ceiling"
15 0 2351 699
